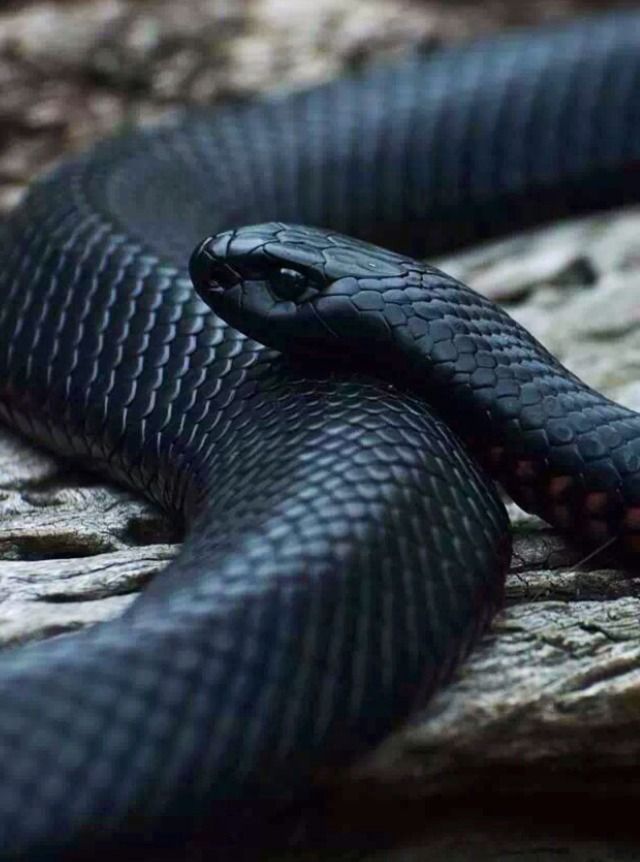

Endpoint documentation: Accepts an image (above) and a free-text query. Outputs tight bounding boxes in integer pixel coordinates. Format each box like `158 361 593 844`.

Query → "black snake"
0 9 639 858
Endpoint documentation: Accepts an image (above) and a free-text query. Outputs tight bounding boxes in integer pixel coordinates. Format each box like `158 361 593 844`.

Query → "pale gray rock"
0 432 179 646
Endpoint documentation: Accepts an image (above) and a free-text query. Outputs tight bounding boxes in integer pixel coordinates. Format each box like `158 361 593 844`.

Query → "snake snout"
189 236 242 295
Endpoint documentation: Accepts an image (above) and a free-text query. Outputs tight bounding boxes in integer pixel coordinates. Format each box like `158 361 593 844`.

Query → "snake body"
0 9 639 857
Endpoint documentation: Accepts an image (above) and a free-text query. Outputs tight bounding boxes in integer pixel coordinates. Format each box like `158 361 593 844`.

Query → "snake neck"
306 266 640 555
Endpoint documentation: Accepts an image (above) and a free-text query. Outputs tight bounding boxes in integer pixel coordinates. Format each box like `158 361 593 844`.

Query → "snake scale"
0 8 639 858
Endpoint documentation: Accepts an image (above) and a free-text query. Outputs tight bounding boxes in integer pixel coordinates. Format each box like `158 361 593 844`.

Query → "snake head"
190 222 416 357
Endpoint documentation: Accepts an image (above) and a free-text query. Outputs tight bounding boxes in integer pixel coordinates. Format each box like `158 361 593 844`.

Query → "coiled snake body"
0 10 640 857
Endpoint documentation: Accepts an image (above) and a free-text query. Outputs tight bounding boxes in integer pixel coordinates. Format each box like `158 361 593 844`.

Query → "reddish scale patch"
488 445 504 466
584 491 611 515
515 459 536 481
623 507 640 530
548 475 572 498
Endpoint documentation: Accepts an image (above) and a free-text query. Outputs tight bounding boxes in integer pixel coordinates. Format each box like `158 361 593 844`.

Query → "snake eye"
271 267 309 301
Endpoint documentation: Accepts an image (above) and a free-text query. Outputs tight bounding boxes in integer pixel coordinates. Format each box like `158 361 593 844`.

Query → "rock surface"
1 1 639 860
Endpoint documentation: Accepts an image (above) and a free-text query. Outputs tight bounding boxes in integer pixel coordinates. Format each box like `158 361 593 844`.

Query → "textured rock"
0 443 180 645
1 1 640 860
441 208 640 405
